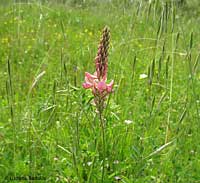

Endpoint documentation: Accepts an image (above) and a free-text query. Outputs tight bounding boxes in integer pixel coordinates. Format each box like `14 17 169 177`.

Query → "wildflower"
139 73 148 79
124 119 133 125
114 176 122 181
83 26 114 109
113 160 119 164
82 27 114 181
87 161 92 166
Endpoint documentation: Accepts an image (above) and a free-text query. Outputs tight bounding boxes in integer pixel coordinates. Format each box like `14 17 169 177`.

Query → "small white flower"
87 162 92 166
139 73 148 79
54 157 58 161
113 160 119 164
124 120 133 125
114 176 121 181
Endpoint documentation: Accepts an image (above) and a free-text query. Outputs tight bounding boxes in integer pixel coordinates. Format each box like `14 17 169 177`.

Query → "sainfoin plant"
82 26 114 181
83 26 114 112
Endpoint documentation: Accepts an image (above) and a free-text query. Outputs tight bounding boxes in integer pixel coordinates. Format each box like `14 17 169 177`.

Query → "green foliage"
0 0 199 182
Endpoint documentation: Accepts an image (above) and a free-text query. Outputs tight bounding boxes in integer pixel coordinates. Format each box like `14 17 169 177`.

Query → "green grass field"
0 0 200 182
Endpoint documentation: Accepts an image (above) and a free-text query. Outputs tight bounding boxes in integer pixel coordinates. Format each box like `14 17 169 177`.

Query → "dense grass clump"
0 0 199 182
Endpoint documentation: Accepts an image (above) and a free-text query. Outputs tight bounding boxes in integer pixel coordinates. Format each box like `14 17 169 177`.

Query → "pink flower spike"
106 80 114 92
82 26 114 108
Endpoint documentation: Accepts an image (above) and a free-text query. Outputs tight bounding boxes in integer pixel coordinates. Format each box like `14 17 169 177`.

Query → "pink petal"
82 82 93 89
85 72 97 79
106 80 114 92
85 72 97 83
97 81 107 93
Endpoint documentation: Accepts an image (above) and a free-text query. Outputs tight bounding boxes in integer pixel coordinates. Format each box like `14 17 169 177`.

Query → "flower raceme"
82 26 114 102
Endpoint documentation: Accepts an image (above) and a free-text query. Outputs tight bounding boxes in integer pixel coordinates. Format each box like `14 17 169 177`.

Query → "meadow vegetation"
0 0 200 182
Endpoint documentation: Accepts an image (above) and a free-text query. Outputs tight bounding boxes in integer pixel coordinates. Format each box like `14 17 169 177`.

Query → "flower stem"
99 109 105 183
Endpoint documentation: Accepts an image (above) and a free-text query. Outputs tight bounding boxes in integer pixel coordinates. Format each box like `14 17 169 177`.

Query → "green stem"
99 109 105 183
